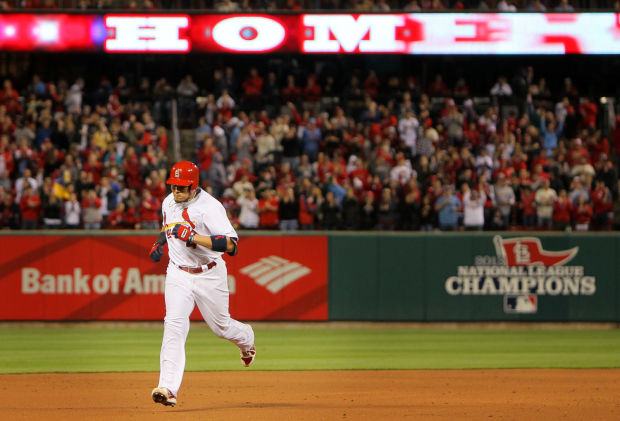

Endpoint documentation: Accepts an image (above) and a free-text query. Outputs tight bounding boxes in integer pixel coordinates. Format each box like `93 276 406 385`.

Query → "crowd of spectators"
2 0 619 12
0 60 619 233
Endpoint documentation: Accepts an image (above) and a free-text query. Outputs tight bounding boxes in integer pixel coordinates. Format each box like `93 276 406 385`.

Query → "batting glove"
149 242 164 262
173 224 195 244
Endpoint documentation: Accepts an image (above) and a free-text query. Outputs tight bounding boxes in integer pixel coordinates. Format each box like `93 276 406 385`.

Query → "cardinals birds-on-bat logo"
181 208 195 229
493 236 578 267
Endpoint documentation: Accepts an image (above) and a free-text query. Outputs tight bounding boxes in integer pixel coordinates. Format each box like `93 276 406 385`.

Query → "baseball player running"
149 161 255 407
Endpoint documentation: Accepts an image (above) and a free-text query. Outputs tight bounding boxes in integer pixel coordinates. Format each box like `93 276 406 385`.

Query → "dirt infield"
3 369 619 420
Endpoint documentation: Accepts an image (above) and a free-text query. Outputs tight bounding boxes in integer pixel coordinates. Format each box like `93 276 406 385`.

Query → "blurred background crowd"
1 5 620 232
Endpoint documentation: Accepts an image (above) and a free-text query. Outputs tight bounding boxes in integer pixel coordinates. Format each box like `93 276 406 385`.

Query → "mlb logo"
504 294 538 314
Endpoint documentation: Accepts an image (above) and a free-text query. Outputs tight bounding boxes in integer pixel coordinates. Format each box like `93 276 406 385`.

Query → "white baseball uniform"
157 188 254 398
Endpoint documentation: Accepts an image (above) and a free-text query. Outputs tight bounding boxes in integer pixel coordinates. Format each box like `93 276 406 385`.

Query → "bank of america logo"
240 256 311 293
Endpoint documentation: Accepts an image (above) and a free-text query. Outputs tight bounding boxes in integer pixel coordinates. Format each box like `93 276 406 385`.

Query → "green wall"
328 233 619 322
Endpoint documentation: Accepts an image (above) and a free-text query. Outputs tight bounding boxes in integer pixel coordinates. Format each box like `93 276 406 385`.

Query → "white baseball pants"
158 261 254 397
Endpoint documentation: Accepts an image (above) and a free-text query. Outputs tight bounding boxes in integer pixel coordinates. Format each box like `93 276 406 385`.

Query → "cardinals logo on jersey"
163 209 196 247
181 208 196 229
179 208 197 249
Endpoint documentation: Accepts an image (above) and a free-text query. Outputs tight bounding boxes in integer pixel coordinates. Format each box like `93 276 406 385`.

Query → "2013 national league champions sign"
445 236 596 315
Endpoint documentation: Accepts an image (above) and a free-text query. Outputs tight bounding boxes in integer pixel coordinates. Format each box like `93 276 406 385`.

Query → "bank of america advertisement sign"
0 12 619 54
445 236 596 314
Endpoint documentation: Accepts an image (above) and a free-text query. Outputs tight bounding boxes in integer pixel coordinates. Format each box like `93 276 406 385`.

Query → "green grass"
1 325 619 374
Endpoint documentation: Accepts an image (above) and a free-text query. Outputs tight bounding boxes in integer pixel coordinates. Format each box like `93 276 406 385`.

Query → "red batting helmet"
166 161 199 194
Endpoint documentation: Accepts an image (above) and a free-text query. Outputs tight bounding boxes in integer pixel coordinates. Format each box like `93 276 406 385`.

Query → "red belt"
177 261 216 274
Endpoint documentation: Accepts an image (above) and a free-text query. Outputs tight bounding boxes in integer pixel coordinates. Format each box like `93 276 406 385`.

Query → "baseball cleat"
241 345 256 367
152 387 177 407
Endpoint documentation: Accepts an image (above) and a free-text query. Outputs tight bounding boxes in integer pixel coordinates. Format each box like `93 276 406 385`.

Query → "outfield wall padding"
0 233 327 321
328 233 618 322
0 232 617 321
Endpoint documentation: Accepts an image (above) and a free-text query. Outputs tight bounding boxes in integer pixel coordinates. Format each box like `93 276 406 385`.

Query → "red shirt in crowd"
242 74 264 98
197 142 217 172
511 155 527 173
566 144 590 168
573 202 593 225
0 118 16 138
363 72 380 98
349 167 369 188
139 197 160 223
590 137 609 165
148 180 166 200
520 189 537 217
158 131 168 152
303 76 322 103
298 195 316 226
83 159 103 185
123 152 141 189
137 131 152 147
19 193 41 221
463 124 481 147
579 101 598 129
553 197 573 225
125 207 138 228
590 185 612 214
1 147 14 174
107 207 132 229
258 196 279 228
0 84 21 114
316 159 334 184
281 82 302 104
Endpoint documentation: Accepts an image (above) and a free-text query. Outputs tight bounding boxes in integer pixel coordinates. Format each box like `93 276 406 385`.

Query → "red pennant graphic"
493 236 578 267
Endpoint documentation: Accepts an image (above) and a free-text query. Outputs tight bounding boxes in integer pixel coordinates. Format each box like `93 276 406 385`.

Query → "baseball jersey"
162 189 238 268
